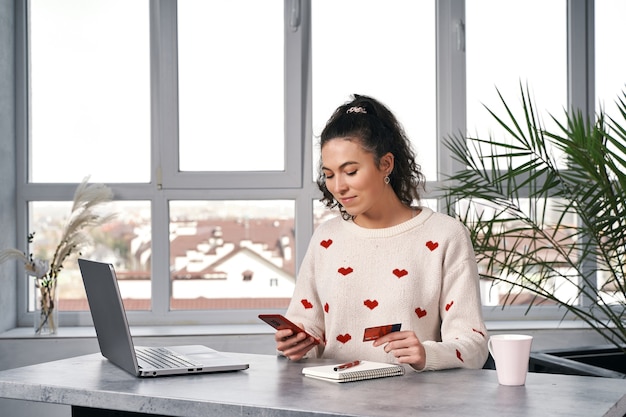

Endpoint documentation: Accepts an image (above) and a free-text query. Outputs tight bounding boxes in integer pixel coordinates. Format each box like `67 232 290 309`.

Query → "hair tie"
346 106 367 114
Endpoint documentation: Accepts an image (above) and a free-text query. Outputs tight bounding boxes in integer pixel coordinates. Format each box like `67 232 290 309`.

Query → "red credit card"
363 323 402 341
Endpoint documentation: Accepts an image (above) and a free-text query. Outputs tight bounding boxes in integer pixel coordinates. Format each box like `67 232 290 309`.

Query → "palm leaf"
441 83 626 352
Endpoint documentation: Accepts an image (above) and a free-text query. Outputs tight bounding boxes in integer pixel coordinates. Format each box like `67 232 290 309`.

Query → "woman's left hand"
372 330 426 370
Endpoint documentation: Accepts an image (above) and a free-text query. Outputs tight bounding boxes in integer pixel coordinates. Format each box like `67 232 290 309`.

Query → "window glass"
29 201 151 312
465 0 569 309
595 1 626 307
455 197 582 309
29 0 150 183
457 198 581 306
313 200 340 230
595 0 626 120
177 0 284 172
311 0 436 182
169 201 295 310
466 0 566 162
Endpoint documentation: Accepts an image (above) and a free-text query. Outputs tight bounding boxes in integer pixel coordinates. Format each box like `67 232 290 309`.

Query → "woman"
275 94 488 371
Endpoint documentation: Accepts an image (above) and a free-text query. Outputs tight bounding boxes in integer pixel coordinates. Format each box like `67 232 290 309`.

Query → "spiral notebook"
302 361 405 383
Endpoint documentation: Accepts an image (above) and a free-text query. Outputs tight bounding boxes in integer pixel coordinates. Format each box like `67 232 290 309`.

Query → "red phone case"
258 314 320 345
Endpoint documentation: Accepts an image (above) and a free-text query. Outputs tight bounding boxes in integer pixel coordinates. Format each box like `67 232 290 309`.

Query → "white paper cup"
488 334 533 386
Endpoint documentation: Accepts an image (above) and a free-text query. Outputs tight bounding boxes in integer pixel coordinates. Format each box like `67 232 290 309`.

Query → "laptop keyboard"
135 347 202 369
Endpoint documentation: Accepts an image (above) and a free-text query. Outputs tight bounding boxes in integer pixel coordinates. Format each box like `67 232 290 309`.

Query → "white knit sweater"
286 207 489 371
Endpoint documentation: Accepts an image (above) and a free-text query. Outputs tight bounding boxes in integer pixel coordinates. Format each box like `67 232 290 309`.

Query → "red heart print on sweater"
338 267 353 276
415 307 427 318
320 239 333 248
364 299 378 310
301 299 313 309
456 349 464 362
336 334 352 344
445 301 454 311
426 241 439 251
324 303 329 313
393 268 408 278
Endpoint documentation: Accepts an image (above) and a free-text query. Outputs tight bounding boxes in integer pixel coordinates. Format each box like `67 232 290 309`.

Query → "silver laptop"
77 258 249 377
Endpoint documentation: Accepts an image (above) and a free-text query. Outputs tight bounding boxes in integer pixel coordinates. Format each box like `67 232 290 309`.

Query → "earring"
384 176 390 185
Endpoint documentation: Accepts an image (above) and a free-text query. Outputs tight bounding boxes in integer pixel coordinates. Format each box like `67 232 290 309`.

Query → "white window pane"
313 200 340 230
595 0 626 119
29 0 150 183
29 201 151 312
455 198 581 309
596 1 626 307
466 0 566 142
169 201 295 310
312 0 436 181
177 1 284 172
465 1 567 310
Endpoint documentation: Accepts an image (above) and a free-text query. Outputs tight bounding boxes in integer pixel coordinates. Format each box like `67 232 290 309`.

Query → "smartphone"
258 314 320 345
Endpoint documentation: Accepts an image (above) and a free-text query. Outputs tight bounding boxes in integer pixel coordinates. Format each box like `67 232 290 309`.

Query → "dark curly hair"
316 94 426 220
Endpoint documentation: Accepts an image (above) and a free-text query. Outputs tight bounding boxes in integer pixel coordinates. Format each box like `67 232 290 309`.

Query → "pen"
333 360 361 371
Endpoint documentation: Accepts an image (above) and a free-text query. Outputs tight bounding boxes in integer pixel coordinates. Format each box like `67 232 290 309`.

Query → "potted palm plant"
441 84 626 378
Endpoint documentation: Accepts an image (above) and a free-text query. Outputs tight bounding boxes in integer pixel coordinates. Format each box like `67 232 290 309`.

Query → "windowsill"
0 324 274 339
0 320 596 340
486 320 597 331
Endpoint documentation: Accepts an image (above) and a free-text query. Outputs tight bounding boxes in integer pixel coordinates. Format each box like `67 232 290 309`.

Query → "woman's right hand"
275 324 318 361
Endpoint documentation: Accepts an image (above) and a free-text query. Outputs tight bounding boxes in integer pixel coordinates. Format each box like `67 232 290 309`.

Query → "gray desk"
0 350 624 417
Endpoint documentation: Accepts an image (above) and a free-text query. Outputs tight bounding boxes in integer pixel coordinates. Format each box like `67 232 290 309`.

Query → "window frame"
13 0 601 327
154 0 305 190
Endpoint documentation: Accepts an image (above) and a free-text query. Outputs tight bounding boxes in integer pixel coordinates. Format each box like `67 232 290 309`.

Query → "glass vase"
34 278 58 335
